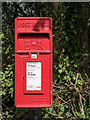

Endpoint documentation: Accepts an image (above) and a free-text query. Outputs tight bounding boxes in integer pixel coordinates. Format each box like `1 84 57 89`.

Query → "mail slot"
15 17 53 108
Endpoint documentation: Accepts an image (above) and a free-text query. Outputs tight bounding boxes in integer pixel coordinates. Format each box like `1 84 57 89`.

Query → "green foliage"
0 33 4 39
2 2 90 120
2 65 14 95
42 2 89 119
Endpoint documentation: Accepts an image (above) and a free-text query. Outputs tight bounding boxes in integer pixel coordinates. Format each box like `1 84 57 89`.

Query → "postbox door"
16 53 52 107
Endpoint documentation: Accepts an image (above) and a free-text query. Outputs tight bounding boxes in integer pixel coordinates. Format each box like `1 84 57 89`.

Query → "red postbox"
15 17 53 108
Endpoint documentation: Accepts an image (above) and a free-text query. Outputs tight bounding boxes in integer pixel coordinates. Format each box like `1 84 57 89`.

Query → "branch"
45 110 64 119
70 103 78 119
2 103 13 113
53 99 73 107
78 93 85 115
75 73 79 85
70 81 86 101
57 94 68 104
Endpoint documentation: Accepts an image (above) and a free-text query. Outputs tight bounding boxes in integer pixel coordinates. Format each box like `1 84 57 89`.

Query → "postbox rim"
15 17 52 20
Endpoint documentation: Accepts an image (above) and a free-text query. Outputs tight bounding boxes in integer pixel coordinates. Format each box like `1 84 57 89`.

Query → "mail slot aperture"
17 33 50 51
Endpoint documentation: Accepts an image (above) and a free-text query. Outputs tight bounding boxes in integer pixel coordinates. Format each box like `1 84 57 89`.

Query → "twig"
70 81 86 101
79 73 84 84
53 89 66 95
0 95 10 102
45 110 64 119
53 85 61 88
2 112 15 120
78 93 85 115
53 99 73 107
75 73 79 85
57 94 69 104
2 103 13 113
70 103 78 119
85 73 89 79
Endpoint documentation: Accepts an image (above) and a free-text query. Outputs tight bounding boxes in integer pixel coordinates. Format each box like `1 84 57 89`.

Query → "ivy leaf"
77 80 83 85
66 112 72 117
59 69 62 74
60 105 64 112
74 64 77 68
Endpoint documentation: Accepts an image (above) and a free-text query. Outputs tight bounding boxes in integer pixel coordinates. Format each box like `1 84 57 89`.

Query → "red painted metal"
15 17 53 108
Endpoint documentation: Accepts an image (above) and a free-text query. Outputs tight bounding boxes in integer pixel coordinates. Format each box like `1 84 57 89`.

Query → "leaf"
60 105 64 112
59 69 62 74
59 111 63 115
0 33 4 39
74 64 77 68
65 105 69 109
62 49 65 53
66 112 72 117
77 80 83 85
0 91 2 96
3 74 5 79
64 76 66 80
49 107 53 112
59 64 62 68
58 75 60 78
7 65 12 67
6 111 9 115
2 91 6 95
53 110 56 114
44 113 49 118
